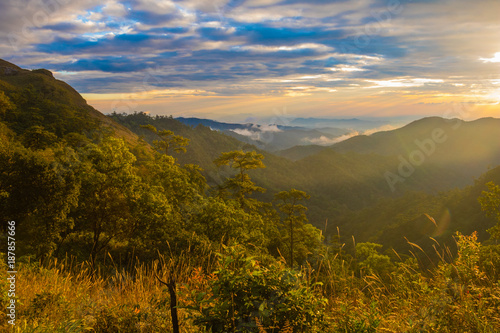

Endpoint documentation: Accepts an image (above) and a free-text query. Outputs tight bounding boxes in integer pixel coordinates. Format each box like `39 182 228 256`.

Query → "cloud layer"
0 0 498 120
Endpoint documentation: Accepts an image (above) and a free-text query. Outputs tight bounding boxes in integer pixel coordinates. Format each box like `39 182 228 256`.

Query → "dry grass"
1 233 499 332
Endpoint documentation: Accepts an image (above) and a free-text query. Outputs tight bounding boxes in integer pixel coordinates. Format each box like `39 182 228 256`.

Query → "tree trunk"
156 274 180 333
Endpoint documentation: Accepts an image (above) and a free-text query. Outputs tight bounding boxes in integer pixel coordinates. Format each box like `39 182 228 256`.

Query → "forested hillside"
1 60 500 332
332 116 500 186
112 111 500 250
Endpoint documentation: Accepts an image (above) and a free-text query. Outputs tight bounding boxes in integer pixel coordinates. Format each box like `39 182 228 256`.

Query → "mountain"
276 145 327 161
289 117 390 130
176 117 249 131
175 116 353 151
2 58 499 253
332 164 500 261
113 111 500 231
0 59 139 146
330 116 500 189
110 112 262 184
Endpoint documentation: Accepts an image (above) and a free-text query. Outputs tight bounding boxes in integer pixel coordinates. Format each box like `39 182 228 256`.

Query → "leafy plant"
185 245 327 332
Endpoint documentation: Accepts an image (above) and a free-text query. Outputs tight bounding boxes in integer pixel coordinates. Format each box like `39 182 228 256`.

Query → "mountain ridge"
0 58 140 146
2 58 500 240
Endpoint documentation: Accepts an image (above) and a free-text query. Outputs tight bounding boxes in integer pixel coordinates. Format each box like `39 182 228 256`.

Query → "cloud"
480 52 500 63
1 0 499 119
303 132 359 145
230 123 282 141
363 124 399 135
255 124 283 132
231 128 260 140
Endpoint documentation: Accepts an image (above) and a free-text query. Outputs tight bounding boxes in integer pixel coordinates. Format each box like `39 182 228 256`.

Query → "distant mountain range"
2 58 499 252
175 116 396 151
288 117 390 130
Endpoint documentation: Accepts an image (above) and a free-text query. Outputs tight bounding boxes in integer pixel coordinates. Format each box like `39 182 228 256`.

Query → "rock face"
32 68 54 78
0 59 23 76
0 66 20 76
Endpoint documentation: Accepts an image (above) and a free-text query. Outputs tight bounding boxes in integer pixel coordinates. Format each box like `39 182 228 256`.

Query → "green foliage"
335 302 381 333
71 137 141 263
478 181 500 239
274 189 315 267
0 134 79 259
355 242 394 277
1 83 99 139
141 124 190 155
479 244 500 281
0 90 14 116
454 232 486 284
214 150 266 207
190 197 266 248
21 125 58 149
214 150 266 173
186 245 327 333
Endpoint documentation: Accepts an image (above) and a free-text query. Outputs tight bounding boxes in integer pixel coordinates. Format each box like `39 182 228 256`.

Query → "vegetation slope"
1 60 500 332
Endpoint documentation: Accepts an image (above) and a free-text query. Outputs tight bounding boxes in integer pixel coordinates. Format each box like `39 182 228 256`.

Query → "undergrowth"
1 232 499 332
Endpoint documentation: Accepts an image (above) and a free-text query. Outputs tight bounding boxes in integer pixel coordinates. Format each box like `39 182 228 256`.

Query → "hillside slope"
0 59 139 146
333 164 500 260
113 112 500 232
3 58 498 247
331 116 500 187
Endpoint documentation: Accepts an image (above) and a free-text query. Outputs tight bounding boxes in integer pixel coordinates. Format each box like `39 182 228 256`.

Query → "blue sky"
0 0 499 122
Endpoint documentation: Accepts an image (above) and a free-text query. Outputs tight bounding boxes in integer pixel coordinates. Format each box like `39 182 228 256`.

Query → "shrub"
184 245 328 332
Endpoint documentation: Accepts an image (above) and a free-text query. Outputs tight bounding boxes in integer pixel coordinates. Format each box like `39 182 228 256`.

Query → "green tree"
140 124 189 155
355 242 393 277
274 189 310 267
0 135 79 260
134 153 208 256
0 91 15 118
190 197 267 249
145 154 206 214
71 137 140 265
478 182 500 239
214 150 266 210
21 125 58 150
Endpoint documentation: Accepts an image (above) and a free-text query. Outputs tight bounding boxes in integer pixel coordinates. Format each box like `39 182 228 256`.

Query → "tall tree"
72 137 140 266
140 124 189 155
213 150 266 210
0 133 79 260
274 189 310 267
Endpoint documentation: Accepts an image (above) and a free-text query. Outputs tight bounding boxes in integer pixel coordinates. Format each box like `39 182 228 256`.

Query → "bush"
185 245 328 332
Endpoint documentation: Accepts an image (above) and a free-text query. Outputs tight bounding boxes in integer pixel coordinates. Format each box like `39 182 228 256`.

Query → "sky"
0 0 499 123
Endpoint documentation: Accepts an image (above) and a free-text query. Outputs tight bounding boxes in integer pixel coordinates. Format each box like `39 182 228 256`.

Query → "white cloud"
303 132 360 146
102 0 128 17
231 128 260 140
480 52 500 63
230 123 282 141
255 124 282 132
365 78 444 89
133 0 177 15
363 124 399 136
329 66 366 72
